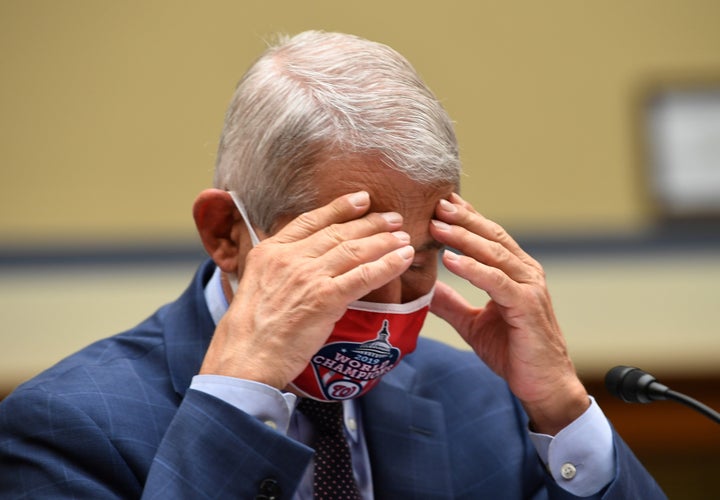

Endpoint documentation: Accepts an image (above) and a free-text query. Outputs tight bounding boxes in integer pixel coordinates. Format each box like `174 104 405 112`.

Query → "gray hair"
214 30 460 233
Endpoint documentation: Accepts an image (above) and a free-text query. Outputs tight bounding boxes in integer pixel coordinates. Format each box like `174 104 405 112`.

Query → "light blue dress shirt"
191 267 614 498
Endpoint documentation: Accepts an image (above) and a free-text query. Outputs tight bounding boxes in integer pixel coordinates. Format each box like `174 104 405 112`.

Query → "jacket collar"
165 259 217 397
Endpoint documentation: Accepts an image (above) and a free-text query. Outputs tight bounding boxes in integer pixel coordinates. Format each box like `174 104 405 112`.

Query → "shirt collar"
204 266 228 326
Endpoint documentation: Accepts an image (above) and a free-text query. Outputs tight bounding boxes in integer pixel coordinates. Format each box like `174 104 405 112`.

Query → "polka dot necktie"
297 398 361 499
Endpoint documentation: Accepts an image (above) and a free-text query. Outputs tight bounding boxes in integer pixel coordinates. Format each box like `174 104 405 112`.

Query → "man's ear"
193 189 246 273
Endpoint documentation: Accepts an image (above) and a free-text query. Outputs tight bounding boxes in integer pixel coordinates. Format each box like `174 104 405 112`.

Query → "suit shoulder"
7 309 171 408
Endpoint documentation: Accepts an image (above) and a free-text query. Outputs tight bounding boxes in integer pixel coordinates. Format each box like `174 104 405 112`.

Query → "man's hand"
200 191 415 391
429 193 589 435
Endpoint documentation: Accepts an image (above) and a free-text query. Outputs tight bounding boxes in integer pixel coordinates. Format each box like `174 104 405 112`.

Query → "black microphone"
605 365 720 424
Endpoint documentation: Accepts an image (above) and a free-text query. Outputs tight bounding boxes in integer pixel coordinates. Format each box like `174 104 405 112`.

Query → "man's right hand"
199 190 415 390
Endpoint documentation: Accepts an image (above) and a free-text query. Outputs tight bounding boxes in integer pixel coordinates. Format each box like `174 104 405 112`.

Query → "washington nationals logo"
309 320 401 400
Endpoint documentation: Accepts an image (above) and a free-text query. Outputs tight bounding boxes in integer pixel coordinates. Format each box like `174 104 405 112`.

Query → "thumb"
430 281 479 336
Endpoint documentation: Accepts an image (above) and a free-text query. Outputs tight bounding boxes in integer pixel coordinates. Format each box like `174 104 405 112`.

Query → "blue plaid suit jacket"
0 260 664 499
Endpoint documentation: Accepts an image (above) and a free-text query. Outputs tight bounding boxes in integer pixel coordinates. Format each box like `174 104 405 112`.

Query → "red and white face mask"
229 191 433 401
289 293 432 401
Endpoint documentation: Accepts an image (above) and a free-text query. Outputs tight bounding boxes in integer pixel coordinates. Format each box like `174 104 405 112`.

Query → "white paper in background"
649 90 720 216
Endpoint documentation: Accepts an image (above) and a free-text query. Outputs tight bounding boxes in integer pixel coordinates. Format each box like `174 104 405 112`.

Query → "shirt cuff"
190 374 297 433
528 396 615 497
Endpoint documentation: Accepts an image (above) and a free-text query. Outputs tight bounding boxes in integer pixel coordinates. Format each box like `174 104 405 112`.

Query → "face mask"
228 191 434 401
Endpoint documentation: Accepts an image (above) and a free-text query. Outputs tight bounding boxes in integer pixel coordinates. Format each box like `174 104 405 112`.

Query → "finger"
272 191 372 243
319 230 412 277
439 194 537 265
331 245 415 303
430 219 534 283
441 250 520 308
429 281 478 335
448 192 475 212
297 211 405 258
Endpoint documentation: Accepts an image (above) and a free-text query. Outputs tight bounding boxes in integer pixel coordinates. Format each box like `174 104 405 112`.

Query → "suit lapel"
360 361 453 499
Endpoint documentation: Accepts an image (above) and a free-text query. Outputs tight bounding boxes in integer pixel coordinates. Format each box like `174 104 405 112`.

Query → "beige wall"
1 2 719 389
2 1 720 245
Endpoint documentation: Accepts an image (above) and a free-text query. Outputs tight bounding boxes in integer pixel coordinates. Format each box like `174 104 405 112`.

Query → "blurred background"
1 1 718 496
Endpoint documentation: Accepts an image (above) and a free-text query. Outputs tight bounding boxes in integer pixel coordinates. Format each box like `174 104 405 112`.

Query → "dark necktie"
297 399 361 499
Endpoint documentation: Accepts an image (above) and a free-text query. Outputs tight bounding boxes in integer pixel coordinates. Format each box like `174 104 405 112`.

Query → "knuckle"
489 241 508 264
294 211 320 232
524 286 548 309
491 225 508 244
357 264 374 288
244 244 267 265
535 265 547 282
248 244 292 274
329 200 346 218
323 223 345 245
524 260 546 283
534 260 546 278
305 287 330 310
484 219 513 247
522 270 544 285
339 240 363 261
487 266 507 290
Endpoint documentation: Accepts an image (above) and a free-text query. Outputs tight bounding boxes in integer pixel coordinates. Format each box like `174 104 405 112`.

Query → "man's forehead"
310 156 455 253
316 157 454 213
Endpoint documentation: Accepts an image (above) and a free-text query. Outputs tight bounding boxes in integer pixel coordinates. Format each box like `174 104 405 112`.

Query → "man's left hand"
429 193 589 435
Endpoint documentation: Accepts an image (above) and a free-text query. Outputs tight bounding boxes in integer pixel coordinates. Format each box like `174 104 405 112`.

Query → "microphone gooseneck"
605 365 720 424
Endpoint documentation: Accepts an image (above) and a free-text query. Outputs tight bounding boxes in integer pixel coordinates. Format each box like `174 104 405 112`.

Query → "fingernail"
392 231 410 242
396 245 414 260
381 212 403 224
439 199 457 213
444 249 459 261
431 219 451 231
349 191 370 207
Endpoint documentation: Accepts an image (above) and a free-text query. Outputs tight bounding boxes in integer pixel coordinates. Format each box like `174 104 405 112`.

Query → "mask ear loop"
228 191 261 247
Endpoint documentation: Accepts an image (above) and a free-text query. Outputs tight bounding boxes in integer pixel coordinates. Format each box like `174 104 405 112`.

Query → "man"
0 31 664 499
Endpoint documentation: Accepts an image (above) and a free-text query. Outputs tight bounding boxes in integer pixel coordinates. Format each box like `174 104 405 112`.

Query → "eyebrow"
415 239 446 253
